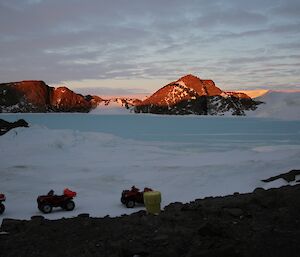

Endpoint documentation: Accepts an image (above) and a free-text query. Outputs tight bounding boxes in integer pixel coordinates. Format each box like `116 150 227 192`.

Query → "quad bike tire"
0 203 5 214
40 203 53 214
121 197 126 204
126 200 135 208
64 200 75 211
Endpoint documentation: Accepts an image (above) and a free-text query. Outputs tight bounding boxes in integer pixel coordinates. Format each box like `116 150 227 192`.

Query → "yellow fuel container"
143 191 161 214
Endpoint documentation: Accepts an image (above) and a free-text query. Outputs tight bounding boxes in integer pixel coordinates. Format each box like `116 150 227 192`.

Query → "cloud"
73 86 148 96
272 42 300 50
196 9 268 28
0 0 299 90
271 0 300 18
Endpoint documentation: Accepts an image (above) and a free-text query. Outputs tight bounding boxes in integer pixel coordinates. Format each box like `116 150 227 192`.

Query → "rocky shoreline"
1 184 300 257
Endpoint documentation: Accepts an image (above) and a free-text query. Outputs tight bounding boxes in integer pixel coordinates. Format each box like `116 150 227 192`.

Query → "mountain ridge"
0 75 262 115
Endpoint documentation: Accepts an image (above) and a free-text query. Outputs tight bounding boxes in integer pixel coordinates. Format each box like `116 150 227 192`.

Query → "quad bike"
0 193 6 214
121 186 152 208
37 188 77 214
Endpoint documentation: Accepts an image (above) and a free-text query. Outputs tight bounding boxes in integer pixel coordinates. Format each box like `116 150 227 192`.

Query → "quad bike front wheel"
40 203 53 214
0 203 5 214
126 200 135 208
64 200 75 211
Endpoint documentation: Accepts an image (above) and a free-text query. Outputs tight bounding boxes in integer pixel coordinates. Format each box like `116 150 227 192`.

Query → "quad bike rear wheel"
64 200 75 211
40 203 53 214
0 203 5 214
126 200 135 208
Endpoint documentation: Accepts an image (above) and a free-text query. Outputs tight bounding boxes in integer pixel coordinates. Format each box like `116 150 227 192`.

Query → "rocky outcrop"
50 87 92 112
0 81 94 113
0 81 52 112
0 119 29 136
1 184 300 257
262 169 300 183
84 95 103 108
134 74 261 115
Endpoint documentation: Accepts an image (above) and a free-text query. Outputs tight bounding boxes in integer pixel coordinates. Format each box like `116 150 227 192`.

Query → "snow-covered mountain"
134 74 260 115
247 90 300 120
90 97 142 114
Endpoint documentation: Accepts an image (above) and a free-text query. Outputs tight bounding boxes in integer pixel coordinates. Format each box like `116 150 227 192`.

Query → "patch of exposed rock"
262 169 300 183
0 119 29 136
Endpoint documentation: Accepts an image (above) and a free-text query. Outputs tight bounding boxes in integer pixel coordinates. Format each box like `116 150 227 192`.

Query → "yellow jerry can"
143 191 161 214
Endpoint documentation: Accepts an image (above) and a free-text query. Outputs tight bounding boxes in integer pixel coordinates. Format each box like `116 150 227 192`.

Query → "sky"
0 0 299 95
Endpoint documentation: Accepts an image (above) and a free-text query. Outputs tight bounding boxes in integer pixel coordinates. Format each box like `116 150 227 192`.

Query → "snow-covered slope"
90 98 132 114
90 97 142 114
247 90 300 120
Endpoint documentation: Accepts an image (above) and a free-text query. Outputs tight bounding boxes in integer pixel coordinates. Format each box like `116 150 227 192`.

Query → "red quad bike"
121 186 152 208
0 193 6 214
37 188 77 214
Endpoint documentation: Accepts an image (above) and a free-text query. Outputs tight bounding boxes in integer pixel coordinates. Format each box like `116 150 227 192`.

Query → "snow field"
1 117 300 222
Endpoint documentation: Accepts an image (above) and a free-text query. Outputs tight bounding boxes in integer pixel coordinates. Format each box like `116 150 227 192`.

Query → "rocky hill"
0 81 101 113
134 74 260 115
1 184 300 257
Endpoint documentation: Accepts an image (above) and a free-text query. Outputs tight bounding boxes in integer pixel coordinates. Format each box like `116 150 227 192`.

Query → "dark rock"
190 245 241 257
77 213 90 218
163 202 184 212
0 118 29 136
223 208 243 217
197 221 224 237
262 169 300 183
30 215 45 221
1 218 25 232
253 187 265 193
